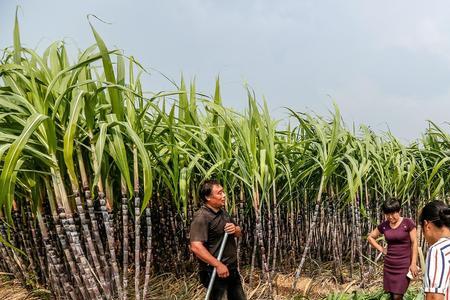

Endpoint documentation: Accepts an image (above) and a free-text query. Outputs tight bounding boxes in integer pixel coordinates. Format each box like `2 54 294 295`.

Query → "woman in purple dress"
368 199 419 300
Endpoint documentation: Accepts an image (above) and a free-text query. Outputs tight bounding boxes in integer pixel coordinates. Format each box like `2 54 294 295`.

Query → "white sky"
2 0 450 141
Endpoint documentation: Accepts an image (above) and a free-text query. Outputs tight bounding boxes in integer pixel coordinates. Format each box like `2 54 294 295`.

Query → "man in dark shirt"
190 179 246 300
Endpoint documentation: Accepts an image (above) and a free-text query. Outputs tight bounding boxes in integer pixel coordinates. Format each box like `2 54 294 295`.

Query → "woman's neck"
390 217 403 227
430 228 450 244
439 227 450 239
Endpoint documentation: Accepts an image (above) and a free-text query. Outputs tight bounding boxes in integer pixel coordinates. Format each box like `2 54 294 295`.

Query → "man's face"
206 184 226 209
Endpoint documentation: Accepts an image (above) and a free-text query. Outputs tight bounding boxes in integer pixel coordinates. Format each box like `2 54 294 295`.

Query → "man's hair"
382 199 401 214
199 179 221 203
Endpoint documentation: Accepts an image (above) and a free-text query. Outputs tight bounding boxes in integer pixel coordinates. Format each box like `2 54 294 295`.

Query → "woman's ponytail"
439 207 450 228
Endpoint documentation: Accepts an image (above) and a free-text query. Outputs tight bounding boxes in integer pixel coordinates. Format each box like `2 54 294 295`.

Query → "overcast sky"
2 1 450 141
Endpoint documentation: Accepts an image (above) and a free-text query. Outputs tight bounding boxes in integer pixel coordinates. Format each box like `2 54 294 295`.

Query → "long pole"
205 232 229 300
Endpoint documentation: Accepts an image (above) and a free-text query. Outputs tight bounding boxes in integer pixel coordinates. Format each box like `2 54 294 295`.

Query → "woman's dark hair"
199 179 221 202
419 200 450 228
382 199 401 214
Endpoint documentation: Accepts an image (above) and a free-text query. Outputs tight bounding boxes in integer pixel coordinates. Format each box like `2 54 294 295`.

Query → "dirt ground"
0 274 351 299
0 267 424 299
0 277 50 300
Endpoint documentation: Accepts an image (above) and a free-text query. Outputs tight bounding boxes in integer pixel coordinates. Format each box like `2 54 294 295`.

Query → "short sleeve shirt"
189 205 238 270
423 237 450 299
377 218 415 235
377 218 415 248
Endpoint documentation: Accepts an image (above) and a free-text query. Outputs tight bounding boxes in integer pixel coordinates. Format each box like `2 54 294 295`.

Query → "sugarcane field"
2 2 450 300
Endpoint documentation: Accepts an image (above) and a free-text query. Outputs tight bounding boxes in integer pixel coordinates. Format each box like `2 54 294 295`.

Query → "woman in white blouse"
419 200 450 300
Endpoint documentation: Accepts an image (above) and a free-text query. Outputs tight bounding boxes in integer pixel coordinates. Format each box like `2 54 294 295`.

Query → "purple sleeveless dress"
377 218 415 294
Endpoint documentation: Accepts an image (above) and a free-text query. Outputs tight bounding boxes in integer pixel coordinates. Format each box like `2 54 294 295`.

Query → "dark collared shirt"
189 205 238 270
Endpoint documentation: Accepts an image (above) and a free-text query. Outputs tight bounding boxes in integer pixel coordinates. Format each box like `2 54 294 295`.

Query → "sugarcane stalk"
292 175 324 289
142 207 153 300
77 147 111 297
121 177 129 300
133 145 141 300
88 133 123 298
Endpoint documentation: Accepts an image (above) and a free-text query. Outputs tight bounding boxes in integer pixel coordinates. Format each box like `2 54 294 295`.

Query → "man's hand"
215 262 229 278
224 223 236 235
190 241 230 278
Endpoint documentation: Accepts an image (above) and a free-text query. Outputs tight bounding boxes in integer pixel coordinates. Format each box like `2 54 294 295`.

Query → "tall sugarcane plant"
2 13 450 299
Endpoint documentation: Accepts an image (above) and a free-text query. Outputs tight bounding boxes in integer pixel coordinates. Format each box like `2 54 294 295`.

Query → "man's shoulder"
192 206 213 220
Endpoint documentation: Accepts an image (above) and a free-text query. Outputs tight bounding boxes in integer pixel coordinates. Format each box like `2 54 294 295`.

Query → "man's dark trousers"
199 268 246 300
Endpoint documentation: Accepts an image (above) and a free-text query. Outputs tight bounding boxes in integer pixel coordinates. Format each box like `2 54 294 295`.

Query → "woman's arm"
425 293 445 300
424 246 450 299
409 227 418 276
367 227 386 254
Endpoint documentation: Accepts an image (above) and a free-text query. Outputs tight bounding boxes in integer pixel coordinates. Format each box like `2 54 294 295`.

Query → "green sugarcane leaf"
63 91 85 185
93 122 108 188
5 159 24 223
106 115 132 195
0 113 47 219
121 122 153 211
0 233 26 256
89 21 124 121
13 7 21 64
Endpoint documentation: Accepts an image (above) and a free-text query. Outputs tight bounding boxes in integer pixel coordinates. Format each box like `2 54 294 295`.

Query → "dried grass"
0 277 50 300
0 264 423 300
